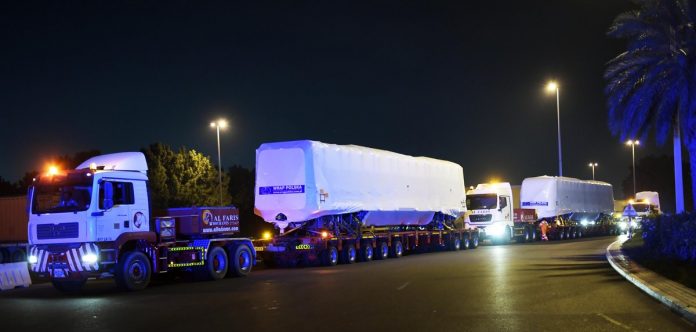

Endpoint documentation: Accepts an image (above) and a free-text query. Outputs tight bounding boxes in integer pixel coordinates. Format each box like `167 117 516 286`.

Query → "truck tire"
449 236 462 251
229 244 253 277
341 244 357 264
529 227 537 242
577 228 583 238
462 236 470 250
390 240 403 258
321 246 339 266
197 246 228 280
115 251 151 291
52 279 87 293
360 244 373 262
375 242 389 260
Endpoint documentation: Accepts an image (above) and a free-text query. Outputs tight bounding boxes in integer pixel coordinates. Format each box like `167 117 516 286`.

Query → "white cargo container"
255 140 467 230
254 140 479 267
520 176 614 219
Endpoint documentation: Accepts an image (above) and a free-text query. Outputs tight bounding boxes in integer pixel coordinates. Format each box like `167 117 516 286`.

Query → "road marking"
397 282 410 291
596 313 632 330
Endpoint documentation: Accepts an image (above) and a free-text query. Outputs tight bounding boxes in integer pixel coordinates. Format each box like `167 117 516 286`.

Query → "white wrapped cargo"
254 140 466 229
520 176 614 219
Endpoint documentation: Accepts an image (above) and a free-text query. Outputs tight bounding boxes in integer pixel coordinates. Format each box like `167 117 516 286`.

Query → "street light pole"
588 162 598 180
546 81 562 177
210 119 228 206
626 140 640 196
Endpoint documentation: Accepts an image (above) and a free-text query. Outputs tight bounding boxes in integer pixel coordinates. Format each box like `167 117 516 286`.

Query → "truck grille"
469 214 493 222
37 222 79 240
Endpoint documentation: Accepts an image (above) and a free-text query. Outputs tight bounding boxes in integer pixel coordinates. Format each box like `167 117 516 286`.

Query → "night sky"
1 1 670 198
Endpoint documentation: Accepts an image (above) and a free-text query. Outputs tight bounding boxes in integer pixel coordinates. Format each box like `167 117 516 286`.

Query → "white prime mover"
467 176 616 242
254 140 479 267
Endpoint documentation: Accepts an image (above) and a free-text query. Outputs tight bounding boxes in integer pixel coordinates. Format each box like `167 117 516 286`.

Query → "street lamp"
588 162 598 180
626 140 640 195
210 119 228 205
546 81 562 177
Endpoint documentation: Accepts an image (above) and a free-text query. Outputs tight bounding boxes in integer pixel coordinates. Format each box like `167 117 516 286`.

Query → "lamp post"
210 119 228 205
626 140 640 196
546 81 562 177
588 162 598 180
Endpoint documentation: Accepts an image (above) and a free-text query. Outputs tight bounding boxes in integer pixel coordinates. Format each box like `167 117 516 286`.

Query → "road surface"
1 236 692 331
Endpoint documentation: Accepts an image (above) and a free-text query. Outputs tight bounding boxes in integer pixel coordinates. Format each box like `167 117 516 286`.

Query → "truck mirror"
103 181 114 210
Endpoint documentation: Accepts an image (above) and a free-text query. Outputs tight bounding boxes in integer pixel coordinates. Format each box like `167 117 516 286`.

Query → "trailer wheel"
115 251 151 291
52 279 87 293
375 242 389 260
462 236 470 250
577 228 583 238
529 227 537 242
11 249 26 263
390 240 403 258
341 244 357 264
229 244 253 277
321 246 339 266
449 237 461 251
470 234 480 249
360 244 373 262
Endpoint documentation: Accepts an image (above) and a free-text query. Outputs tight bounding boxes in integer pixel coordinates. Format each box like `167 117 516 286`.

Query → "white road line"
396 282 410 291
596 313 633 331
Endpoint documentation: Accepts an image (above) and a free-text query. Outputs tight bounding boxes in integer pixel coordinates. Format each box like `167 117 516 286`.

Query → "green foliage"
227 165 273 237
142 143 231 210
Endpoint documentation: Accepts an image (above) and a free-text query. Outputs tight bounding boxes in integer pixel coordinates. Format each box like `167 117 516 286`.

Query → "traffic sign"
623 204 638 217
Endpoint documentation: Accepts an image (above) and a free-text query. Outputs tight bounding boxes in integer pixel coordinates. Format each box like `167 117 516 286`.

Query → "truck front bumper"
29 243 106 280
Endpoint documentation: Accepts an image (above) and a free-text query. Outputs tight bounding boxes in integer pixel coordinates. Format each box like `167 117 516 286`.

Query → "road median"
606 237 696 324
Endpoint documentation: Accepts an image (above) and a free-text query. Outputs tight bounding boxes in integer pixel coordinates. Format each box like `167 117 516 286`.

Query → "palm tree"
604 0 696 213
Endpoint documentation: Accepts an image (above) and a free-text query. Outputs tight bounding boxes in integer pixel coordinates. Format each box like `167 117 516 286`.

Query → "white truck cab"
466 182 514 241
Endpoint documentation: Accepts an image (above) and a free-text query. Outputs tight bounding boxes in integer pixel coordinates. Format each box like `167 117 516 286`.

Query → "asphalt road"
1 236 693 332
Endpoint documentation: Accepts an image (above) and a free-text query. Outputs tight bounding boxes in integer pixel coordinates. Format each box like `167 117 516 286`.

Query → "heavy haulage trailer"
253 140 479 267
466 177 618 244
27 153 255 292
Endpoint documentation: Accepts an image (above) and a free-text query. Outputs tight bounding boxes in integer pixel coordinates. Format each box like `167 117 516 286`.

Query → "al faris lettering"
259 185 305 195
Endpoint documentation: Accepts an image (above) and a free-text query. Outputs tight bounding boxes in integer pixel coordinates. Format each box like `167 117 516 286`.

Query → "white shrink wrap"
520 176 614 219
254 140 466 229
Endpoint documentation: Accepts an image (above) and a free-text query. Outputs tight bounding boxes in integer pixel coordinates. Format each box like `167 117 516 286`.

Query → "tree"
142 143 231 211
621 154 693 213
228 165 272 237
605 0 696 213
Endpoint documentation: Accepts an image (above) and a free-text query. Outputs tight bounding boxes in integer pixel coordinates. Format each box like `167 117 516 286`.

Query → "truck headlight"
580 219 589 227
619 222 628 230
28 255 38 264
82 253 98 264
487 223 507 237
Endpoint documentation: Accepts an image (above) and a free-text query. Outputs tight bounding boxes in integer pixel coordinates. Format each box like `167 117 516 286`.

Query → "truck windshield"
630 204 650 213
467 194 498 210
32 172 94 214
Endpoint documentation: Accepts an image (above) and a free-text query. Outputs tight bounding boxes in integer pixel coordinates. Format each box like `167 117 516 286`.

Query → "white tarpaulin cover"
255 140 466 229
520 176 614 219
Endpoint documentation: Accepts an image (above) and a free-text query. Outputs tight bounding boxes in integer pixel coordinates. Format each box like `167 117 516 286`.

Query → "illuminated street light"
210 119 228 206
588 162 598 180
545 80 562 177
48 165 58 176
626 140 640 195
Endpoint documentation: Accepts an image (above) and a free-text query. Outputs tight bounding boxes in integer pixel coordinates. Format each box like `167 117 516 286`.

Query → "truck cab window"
499 197 508 210
99 181 134 208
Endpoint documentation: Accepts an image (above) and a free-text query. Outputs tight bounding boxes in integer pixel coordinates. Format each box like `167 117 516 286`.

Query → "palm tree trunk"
674 117 685 213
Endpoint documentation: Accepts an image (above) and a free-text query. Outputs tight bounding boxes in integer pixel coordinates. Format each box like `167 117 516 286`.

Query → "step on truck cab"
27 152 255 292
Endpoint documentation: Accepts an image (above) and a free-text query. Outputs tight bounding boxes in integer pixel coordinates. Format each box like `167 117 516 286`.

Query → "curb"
606 238 696 324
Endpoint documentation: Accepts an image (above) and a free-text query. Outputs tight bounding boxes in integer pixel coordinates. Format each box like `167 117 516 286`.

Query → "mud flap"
0 262 32 290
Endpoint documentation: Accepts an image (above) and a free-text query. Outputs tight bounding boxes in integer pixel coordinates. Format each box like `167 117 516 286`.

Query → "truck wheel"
341 244 357 264
52 279 87 293
321 246 339 266
115 251 151 291
375 242 389 260
449 237 461 251
229 244 253 277
390 240 403 258
197 246 228 280
360 244 373 262
529 227 537 242
462 236 470 250
577 228 583 238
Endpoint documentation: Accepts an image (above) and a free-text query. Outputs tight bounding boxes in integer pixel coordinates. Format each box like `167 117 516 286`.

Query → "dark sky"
1 1 670 198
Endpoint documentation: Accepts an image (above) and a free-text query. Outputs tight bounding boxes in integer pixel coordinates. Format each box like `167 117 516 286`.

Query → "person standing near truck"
540 219 549 241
